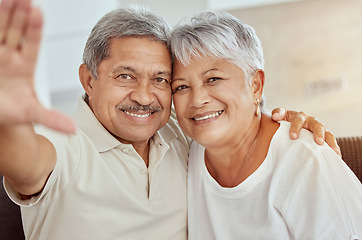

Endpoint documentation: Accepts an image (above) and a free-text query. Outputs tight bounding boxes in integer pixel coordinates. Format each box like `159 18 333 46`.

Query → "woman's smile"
192 110 224 122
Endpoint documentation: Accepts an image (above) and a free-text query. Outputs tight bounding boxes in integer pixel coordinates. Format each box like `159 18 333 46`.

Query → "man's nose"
129 82 155 106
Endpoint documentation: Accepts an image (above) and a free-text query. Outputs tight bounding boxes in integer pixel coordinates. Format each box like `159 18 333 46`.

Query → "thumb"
271 107 286 121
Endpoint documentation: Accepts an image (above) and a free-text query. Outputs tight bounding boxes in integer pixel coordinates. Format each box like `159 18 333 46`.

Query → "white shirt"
188 121 362 240
4 97 190 240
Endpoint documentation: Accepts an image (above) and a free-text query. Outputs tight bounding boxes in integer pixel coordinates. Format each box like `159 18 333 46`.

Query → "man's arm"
271 108 341 156
0 126 56 196
0 0 75 196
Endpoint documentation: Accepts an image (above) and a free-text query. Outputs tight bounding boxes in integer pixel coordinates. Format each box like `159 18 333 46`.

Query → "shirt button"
139 169 146 175
121 148 129 154
158 143 163 147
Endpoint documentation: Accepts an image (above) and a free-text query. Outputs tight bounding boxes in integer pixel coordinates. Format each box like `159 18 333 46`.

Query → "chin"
117 128 156 143
192 132 223 148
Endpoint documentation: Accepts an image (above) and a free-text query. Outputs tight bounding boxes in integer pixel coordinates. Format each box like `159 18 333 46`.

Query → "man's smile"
123 110 152 118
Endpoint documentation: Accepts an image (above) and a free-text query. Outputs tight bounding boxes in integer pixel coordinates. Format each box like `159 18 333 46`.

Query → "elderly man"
0 0 338 239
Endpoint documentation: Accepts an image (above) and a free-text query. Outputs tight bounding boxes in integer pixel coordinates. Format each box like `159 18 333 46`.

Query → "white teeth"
124 111 151 118
194 111 223 121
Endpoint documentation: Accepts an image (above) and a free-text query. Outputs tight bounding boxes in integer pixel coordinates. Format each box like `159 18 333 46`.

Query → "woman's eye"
173 85 189 93
208 77 222 83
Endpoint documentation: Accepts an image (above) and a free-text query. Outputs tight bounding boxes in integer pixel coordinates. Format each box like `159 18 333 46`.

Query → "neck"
113 135 151 167
205 114 278 187
132 141 150 167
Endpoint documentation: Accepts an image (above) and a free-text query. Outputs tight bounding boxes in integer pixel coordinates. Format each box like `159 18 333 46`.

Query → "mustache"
116 103 162 112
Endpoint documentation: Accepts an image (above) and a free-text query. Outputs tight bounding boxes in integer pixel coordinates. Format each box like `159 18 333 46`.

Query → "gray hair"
170 11 266 109
83 7 171 79
170 11 264 79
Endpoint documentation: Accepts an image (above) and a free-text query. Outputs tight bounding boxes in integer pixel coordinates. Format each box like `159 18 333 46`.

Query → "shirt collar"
72 96 178 153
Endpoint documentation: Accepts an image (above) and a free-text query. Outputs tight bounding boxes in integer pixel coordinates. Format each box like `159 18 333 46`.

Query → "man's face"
86 37 172 145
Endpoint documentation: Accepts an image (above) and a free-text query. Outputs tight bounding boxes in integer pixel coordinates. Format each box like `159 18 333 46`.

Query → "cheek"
172 96 188 128
154 90 172 120
173 95 187 116
233 95 255 122
159 91 172 108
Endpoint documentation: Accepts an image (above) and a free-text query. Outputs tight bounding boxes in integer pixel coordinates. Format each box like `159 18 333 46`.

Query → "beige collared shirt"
5 97 190 240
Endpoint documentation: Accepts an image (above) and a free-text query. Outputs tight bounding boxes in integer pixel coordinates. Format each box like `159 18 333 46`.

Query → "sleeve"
3 126 82 208
281 146 362 240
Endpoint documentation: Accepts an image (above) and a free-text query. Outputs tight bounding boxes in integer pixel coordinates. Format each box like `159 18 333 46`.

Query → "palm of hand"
0 0 42 125
0 0 75 133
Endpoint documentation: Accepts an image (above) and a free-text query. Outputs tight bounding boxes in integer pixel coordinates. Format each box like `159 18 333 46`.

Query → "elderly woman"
170 12 362 239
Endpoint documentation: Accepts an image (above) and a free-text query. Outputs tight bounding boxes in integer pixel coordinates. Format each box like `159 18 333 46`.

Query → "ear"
79 64 95 101
251 69 265 100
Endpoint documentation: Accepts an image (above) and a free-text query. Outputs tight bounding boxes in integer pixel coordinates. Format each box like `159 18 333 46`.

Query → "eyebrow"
111 65 136 75
156 72 172 79
203 68 220 75
172 68 221 82
171 77 184 82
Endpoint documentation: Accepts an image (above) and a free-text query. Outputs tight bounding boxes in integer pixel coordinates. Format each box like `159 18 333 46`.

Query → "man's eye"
155 77 169 84
173 85 189 93
117 74 132 80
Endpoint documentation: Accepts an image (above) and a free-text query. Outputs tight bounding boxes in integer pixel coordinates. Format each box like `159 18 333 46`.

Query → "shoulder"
269 121 354 182
34 124 86 152
271 121 360 190
271 121 331 160
274 121 315 147
273 123 362 237
34 124 95 173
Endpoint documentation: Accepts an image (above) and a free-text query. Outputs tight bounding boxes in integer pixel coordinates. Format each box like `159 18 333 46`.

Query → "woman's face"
172 55 263 148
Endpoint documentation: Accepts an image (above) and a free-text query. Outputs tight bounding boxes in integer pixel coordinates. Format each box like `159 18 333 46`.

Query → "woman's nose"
191 85 211 108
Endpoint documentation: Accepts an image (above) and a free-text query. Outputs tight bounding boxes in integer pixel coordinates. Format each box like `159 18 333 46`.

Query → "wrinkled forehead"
99 37 172 73
108 37 171 58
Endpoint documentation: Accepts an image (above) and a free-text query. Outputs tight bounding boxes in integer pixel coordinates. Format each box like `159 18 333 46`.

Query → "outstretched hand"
0 0 75 133
271 108 341 157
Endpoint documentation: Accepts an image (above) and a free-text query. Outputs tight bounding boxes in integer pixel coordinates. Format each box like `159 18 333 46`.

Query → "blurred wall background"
228 0 362 137
31 0 361 137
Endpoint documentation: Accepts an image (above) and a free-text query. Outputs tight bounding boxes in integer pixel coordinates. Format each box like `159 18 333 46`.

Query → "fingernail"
272 112 282 120
291 132 298 139
317 137 324 145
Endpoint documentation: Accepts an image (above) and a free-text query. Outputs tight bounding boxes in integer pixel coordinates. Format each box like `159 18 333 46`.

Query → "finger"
280 110 304 139
325 131 341 157
5 0 32 49
271 107 286 121
0 0 16 43
22 7 42 60
35 106 76 134
306 117 325 145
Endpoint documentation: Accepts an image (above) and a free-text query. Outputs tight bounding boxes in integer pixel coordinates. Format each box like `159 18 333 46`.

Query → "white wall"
228 0 362 137
119 0 208 26
209 0 302 11
33 0 119 114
